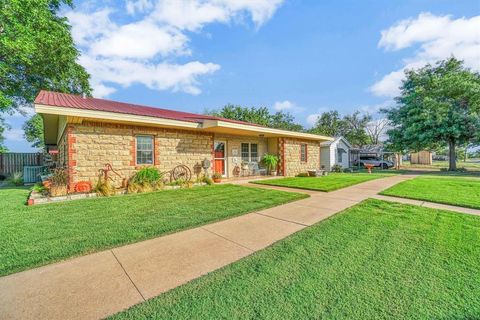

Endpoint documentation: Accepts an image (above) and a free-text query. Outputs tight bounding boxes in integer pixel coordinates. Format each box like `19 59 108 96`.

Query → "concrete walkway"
0 174 423 320
372 194 480 216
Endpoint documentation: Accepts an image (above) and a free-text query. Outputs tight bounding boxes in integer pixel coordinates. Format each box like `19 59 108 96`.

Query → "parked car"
354 155 394 169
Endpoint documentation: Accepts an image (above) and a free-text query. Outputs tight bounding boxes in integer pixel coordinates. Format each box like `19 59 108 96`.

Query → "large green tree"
23 114 44 148
308 110 371 147
308 111 344 137
0 116 8 153
383 58 480 171
0 0 91 149
209 104 304 132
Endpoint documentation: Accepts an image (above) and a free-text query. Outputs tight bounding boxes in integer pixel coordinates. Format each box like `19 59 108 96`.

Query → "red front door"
214 141 226 176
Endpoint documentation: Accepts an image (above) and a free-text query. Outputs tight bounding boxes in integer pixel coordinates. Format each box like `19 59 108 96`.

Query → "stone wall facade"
56 120 322 189
67 121 214 187
283 138 321 176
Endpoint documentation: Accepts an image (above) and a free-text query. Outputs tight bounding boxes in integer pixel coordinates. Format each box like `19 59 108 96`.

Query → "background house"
320 136 352 171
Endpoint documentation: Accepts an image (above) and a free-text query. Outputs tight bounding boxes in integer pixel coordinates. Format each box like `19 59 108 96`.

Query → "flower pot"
270 171 277 176
213 178 221 183
49 184 68 197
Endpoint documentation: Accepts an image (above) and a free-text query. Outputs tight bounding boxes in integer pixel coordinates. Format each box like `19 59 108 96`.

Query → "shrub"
132 167 162 185
50 168 68 186
94 177 116 197
296 172 309 177
212 172 222 179
127 181 139 193
32 183 47 195
331 164 343 172
0 174 6 181
127 167 164 194
202 176 214 185
166 178 186 186
9 172 23 186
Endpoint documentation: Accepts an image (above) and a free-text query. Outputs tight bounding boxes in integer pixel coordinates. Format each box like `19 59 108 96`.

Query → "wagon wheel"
171 165 191 182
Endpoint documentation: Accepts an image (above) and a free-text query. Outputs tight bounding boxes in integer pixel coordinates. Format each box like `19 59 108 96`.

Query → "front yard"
110 199 480 319
0 185 306 276
381 176 480 209
252 172 396 192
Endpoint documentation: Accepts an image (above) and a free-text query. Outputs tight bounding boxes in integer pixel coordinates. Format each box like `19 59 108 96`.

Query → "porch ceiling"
201 120 332 142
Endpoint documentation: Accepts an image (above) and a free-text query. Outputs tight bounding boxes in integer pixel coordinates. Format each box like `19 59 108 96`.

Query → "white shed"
320 136 352 171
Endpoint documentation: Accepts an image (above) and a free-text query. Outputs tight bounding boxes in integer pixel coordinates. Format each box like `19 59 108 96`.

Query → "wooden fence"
0 153 44 177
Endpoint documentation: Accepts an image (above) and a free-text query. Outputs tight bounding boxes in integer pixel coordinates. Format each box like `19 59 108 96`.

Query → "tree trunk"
448 139 457 171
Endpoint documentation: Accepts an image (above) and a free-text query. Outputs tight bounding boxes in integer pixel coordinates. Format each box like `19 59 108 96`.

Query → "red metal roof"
34 90 260 127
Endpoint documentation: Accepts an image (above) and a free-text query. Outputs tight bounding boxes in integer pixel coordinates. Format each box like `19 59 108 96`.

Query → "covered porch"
212 135 279 179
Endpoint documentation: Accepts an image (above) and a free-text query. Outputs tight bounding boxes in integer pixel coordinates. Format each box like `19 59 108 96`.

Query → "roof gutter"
35 104 201 130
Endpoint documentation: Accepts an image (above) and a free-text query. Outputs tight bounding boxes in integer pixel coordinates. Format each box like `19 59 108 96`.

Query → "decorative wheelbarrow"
162 164 192 183
364 163 375 174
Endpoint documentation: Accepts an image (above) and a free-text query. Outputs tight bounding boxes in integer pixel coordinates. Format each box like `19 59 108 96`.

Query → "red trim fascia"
154 136 160 166
211 135 215 172
67 125 76 193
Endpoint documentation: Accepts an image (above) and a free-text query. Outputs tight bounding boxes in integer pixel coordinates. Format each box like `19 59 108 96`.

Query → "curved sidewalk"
0 174 419 320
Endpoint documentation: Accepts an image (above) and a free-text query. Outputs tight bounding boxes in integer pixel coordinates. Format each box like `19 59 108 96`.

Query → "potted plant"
212 172 222 183
49 168 68 197
262 154 279 176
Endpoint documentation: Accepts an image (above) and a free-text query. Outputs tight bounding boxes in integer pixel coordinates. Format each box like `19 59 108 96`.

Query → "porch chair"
248 162 267 176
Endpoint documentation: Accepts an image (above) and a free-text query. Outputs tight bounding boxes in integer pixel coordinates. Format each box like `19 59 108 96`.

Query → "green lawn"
381 176 480 209
402 160 480 171
110 199 480 319
0 185 307 277
252 172 396 192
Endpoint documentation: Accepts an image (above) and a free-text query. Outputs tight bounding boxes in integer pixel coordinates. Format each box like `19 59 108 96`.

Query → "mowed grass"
110 199 480 319
252 172 396 192
0 185 307 277
381 176 480 209
402 160 480 171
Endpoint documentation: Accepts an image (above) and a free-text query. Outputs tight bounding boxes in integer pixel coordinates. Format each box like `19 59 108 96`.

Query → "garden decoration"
201 158 211 176
162 164 192 183
75 181 92 193
364 163 374 174
98 163 127 188
232 165 241 177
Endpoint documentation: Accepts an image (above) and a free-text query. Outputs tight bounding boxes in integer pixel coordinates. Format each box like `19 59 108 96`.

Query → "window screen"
241 143 250 162
300 144 307 162
250 144 258 161
136 136 154 165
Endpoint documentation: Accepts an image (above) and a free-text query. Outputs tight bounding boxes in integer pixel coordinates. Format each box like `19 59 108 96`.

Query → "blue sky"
4 0 480 152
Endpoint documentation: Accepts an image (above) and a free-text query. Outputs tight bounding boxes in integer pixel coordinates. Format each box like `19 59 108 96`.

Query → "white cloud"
90 22 189 59
358 100 394 116
65 9 114 46
65 0 284 97
4 129 24 142
371 13 480 97
150 0 284 31
80 55 220 96
126 0 154 15
306 114 321 127
273 100 295 111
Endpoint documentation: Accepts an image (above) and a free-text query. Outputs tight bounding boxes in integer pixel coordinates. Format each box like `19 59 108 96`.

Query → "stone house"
35 91 332 191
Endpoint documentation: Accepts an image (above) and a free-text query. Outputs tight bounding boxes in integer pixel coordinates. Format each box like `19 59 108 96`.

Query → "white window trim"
241 143 259 162
136 135 154 165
